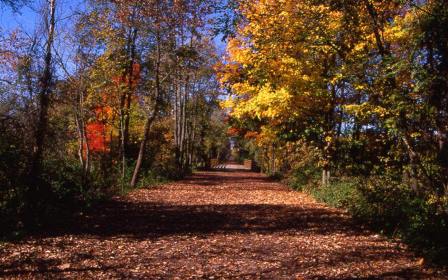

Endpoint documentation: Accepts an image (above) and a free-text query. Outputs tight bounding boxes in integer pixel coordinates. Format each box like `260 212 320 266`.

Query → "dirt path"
1 168 447 279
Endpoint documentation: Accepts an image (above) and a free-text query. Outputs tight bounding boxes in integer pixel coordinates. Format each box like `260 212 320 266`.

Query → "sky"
0 5 36 31
1 0 228 87
0 0 227 53
0 0 85 33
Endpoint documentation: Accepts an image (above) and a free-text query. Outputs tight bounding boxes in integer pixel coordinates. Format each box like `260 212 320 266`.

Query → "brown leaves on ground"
1 169 447 279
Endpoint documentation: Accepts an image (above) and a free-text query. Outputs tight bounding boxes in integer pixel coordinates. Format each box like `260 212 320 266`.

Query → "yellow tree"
219 0 415 184
219 0 347 183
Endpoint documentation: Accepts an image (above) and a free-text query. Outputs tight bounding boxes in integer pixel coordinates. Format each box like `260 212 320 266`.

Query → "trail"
1 165 446 279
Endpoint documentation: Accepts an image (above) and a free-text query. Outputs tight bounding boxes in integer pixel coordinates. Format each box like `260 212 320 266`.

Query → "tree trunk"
321 83 336 187
119 25 138 179
363 0 387 56
25 0 56 226
123 28 138 153
29 0 56 177
322 169 330 188
130 33 161 187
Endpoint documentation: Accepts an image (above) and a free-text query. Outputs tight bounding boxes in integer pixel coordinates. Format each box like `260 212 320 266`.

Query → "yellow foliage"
344 103 388 119
218 0 348 126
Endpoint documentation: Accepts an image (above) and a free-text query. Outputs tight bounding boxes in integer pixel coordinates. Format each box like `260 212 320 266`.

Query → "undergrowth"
0 158 175 239
288 170 448 265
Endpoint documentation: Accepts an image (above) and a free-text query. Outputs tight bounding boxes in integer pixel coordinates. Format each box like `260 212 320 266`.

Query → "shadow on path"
37 170 356 239
1 170 445 279
50 202 357 239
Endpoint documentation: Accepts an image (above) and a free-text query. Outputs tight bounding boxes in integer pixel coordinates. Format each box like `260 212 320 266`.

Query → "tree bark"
25 0 56 227
119 24 138 179
130 32 162 187
29 0 56 181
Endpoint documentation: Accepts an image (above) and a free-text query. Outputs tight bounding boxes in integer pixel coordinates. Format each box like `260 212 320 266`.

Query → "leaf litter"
1 170 447 279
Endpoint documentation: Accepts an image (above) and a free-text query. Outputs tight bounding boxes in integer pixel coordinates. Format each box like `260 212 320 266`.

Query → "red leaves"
86 122 109 152
244 131 259 139
226 126 240 137
112 63 141 89
86 62 141 153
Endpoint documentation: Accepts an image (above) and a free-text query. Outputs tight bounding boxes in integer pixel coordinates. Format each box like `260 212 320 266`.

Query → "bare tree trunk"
123 28 138 152
83 100 91 176
130 33 161 187
77 89 90 177
180 78 188 168
189 115 196 167
25 0 56 226
119 25 138 179
174 74 181 166
119 113 126 179
29 0 56 180
319 76 337 187
75 112 85 170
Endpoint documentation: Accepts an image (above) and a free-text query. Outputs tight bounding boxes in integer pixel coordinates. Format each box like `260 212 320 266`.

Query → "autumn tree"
219 0 448 258
1 0 225 231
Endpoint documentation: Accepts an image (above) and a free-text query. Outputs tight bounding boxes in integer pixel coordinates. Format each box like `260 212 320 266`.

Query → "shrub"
287 165 321 191
359 177 448 263
300 173 448 264
137 170 169 188
307 177 360 209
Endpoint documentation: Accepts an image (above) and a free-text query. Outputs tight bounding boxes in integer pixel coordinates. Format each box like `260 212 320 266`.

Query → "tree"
0 0 28 11
23 0 57 226
220 0 448 194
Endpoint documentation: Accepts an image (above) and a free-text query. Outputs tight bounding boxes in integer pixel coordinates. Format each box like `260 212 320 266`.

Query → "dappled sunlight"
1 170 442 279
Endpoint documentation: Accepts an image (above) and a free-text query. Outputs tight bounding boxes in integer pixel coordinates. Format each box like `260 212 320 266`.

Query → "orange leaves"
244 131 259 139
86 62 141 154
112 63 141 89
227 127 241 137
86 122 110 153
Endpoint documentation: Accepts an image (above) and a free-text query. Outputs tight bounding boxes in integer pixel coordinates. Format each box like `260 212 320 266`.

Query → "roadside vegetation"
221 0 448 263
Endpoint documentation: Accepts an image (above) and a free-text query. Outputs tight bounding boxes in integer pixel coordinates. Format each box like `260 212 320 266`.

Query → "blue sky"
1 0 227 83
1 0 226 53
1 5 37 32
0 0 85 33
